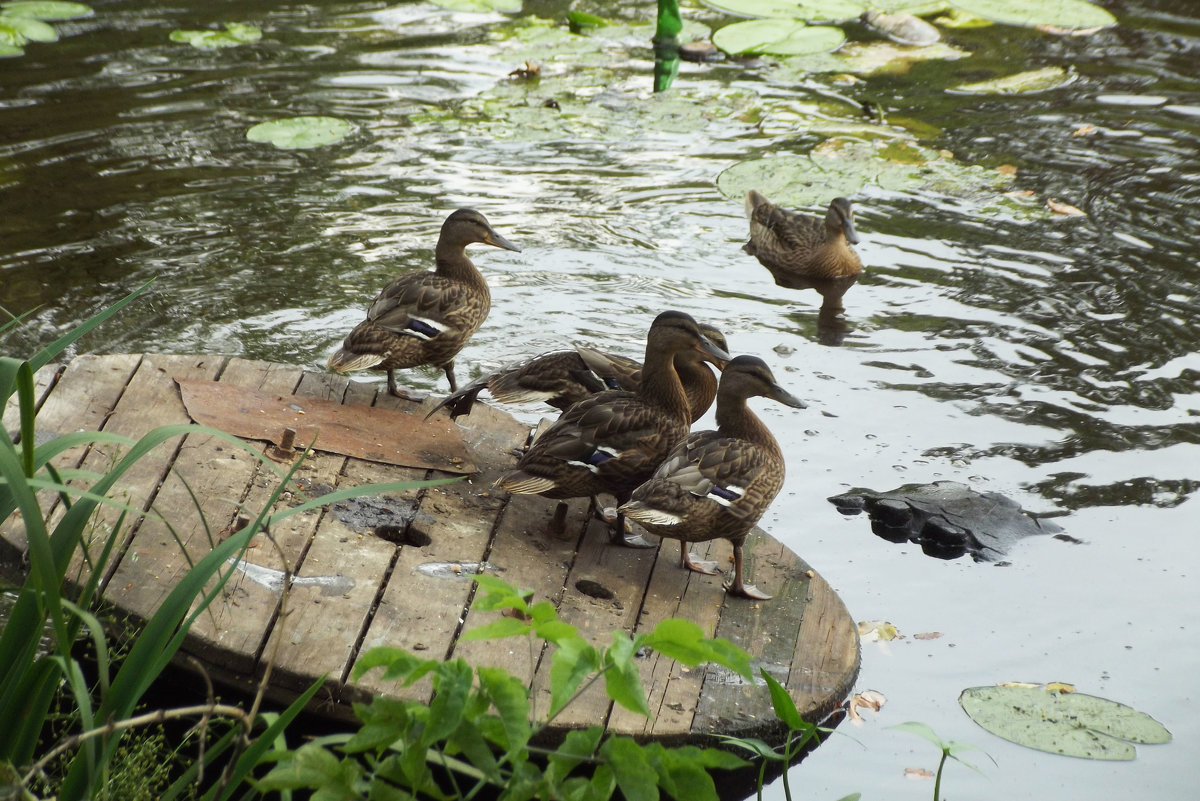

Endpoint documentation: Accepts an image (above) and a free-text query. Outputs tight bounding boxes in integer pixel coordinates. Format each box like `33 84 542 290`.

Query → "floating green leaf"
701 0 866 21
0 13 55 41
0 1 91 20
950 65 1074 93
949 0 1116 28
246 116 354 149
567 10 608 31
0 41 22 55
426 0 521 12
170 21 261 49
959 685 1172 760
718 137 1016 207
713 19 845 56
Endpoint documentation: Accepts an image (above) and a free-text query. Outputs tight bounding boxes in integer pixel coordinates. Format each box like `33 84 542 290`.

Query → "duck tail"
326 348 384 373
424 384 484 421
744 189 769 219
494 470 558 495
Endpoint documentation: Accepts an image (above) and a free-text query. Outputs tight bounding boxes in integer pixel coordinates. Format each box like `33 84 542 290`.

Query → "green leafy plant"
257 573 756 800
245 116 354 149
889 721 992 801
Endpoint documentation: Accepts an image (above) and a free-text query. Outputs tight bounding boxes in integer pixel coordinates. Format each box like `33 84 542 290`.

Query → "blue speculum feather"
708 485 740 502
408 319 439 338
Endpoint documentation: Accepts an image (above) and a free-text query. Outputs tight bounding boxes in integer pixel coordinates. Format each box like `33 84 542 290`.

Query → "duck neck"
435 241 485 284
676 356 716 422
641 346 691 422
716 396 782 457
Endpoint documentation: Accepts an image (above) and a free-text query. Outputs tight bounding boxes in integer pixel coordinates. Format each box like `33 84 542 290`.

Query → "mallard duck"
326 208 520 400
618 355 805 599
743 191 862 287
426 326 729 424
494 311 730 547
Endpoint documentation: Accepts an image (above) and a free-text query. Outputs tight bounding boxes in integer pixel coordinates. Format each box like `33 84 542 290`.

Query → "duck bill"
698 336 731 364
842 215 860 245
767 384 807 409
485 229 521 252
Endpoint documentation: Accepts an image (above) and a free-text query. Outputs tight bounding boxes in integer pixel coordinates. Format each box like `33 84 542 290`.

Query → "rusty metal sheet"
176 379 477 474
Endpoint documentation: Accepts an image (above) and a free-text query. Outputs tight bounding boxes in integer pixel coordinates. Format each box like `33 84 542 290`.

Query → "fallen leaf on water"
905 768 935 780
1005 189 1036 198
1047 198 1086 216
858 620 899 641
913 631 943 640
999 681 1041 688
997 164 1018 176
1073 123 1097 136
1036 24 1103 36
846 689 887 724
1045 681 1076 693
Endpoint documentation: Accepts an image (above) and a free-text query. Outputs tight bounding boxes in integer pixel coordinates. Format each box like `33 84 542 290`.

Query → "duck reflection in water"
742 190 863 346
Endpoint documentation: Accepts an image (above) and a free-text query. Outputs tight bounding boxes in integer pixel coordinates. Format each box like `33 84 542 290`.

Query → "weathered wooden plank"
449 494 587 696
1 355 139 565
607 536 728 740
98 355 263 618
692 531 810 740
181 359 308 675
530 513 659 733
786 568 860 721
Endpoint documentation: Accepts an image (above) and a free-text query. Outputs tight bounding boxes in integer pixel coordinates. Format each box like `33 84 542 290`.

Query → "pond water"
2 0 1197 798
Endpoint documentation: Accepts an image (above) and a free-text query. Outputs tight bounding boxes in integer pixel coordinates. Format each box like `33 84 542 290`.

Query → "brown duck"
743 191 862 288
326 208 520 400
426 325 729 424
619 355 805 599
494 311 729 547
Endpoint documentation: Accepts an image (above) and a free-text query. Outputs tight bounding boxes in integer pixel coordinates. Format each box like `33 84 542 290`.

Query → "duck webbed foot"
724 541 773 600
679 546 720 575
386 370 429 402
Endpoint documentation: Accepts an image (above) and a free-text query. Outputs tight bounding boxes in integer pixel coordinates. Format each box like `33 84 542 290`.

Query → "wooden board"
177 378 477 473
0 354 861 749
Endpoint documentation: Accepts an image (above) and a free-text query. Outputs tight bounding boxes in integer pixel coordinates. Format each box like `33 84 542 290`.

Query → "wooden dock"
1 353 860 747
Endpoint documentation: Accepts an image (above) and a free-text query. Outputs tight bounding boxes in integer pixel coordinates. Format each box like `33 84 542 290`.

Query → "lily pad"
776 38 968 77
959 685 1171 760
0 1 90 19
713 18 846 55
949 0 1116 29
0 13 55 42
717 137 1016 207
701 0 866 21
950 66 1074 94
170 22 262 49
246 116 354 149
0 40 22 54
427 0 521 12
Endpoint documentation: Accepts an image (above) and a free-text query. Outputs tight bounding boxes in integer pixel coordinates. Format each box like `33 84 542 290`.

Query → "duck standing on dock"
743 191 862 288
426 325 729 424
619 355 806 599
494 311 730 548
326 208 520 400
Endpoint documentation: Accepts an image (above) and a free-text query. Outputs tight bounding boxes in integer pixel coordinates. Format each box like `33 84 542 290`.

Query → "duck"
742 191 862 288
618 355 806 600
494 311 730 548
425 325 729 424
326 208 520 400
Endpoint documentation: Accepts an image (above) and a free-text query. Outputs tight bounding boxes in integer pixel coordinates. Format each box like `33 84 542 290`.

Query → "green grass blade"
27 279 153 374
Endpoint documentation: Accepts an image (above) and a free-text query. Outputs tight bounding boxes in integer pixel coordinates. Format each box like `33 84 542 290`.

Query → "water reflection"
2 1 1200 797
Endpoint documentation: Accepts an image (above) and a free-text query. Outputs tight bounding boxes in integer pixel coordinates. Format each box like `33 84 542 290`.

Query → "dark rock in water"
828 481 1062 562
